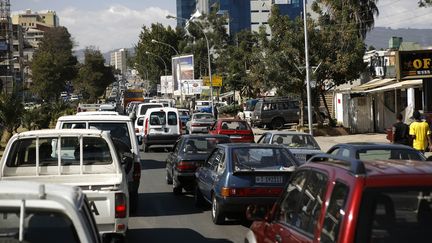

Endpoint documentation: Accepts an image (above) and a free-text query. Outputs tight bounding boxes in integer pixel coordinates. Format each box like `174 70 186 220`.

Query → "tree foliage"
30 27 77 102
419 0 432 7
73 47 115 102
0 89 24 142
134 23 180 88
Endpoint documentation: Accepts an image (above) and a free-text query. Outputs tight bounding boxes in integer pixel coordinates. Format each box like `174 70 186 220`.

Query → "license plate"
255 176 283 184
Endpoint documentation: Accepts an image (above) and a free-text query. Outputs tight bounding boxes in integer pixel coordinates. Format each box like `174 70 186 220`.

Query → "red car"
208 119 254 143
245 154 432 243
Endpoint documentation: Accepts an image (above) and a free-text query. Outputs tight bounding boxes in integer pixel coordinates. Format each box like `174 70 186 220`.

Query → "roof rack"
308 154 366 175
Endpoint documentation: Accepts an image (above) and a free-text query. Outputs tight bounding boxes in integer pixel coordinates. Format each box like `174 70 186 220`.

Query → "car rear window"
272 134 320 149
6 136 112 167
183 137 230 154
194 114 213 120
0 211 79 243
168 112 177 125
357 149 424 161
355 187 432 243
88 123 132 149
140 104 162 115
149 112 166 125
220 121 249 130
232 147 296 171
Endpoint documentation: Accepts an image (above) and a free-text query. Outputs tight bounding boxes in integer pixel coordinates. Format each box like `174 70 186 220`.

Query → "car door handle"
275 234 282 243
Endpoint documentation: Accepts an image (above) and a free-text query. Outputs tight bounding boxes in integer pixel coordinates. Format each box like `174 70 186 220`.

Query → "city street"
126 133 396 243
127 148 248 243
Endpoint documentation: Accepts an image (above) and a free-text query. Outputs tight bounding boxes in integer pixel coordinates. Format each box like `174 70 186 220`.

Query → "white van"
149 98 175 107
134 103 164 140
138 107 181 152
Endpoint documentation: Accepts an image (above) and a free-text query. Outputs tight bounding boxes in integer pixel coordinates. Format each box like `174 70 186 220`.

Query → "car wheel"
271 118 284 130
166 167 173 185
172 175 182 195
211 195 225 225
143 143 149 152
194 185 205 207
129 191 138 215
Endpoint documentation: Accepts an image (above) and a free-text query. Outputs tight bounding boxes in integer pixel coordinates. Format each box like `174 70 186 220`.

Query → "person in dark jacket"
392 113 410 145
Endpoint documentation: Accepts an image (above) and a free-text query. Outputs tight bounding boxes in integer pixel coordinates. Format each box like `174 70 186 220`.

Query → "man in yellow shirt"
409 110 432 153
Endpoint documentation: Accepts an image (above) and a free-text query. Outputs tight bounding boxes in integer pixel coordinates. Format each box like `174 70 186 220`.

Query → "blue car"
178 109 190 129
195 143 299 224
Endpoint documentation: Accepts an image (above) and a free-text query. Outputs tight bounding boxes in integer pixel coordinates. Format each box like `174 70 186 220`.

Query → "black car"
326 142 427 161
166 134 231 195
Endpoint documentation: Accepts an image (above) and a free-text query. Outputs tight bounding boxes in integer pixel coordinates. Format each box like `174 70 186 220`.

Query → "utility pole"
303 0 313 135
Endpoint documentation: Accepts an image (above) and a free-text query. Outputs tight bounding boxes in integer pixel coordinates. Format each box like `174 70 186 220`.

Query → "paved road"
127 148 249 243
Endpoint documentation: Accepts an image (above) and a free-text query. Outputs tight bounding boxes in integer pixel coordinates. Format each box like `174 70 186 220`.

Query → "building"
176 0 197 27
251 0 303 35
110 49 127 77
0 0 14 94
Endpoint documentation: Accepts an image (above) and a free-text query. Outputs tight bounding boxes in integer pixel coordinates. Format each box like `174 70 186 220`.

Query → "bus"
123 89 145 110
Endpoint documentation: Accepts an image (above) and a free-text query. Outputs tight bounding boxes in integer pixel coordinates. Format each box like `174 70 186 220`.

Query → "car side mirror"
121 154 133 165
129 112 136 120
246 204 271 222
137 117 144 126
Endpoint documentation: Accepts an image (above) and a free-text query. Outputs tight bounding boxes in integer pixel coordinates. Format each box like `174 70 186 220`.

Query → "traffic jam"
1 97 432 243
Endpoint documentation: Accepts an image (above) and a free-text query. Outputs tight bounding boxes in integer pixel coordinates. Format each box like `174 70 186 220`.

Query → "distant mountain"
365 27 432 49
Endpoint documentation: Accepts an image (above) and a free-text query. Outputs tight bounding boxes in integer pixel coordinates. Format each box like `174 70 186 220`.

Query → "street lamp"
145 51 168 97
303 0 313 135
166 14 214 116
151 39 183 104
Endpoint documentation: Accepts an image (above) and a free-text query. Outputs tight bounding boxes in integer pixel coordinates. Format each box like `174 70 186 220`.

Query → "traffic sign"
203 75 223 87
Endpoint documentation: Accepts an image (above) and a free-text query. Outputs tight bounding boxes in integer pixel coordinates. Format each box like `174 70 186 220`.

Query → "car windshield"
232 147 296 171
183 137 230 154
272 134 320 149
354 187 432 243
194 114 213 120
357 149 424 160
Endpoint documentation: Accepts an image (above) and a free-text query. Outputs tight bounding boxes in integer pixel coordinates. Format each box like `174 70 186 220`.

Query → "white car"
139 107 181 152
0 181 101 243
134 103 164 139
0 129 130 240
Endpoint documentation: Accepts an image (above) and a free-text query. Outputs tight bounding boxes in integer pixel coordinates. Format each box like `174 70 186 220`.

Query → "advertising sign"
172 55 194 91
181 79 202 95
397 50 432 80
160 75 174 94
203 75 223 87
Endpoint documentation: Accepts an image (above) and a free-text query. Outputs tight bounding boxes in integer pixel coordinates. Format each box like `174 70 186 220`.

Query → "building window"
262 10 270 13
251 10 259 13
251 22 260 25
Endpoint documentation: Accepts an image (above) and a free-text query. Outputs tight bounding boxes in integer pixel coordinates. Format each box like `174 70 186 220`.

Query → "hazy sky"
11 0 432 52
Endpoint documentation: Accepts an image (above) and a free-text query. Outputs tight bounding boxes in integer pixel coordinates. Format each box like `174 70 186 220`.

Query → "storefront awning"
365 79 423 93
350 78 396 93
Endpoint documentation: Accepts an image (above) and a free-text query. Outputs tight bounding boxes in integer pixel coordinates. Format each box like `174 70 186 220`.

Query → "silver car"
256 131 322 163
186 113 215 134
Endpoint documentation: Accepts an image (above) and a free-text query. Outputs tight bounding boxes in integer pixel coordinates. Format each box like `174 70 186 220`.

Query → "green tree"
73 47 115 102
134 23 180 88
30 27 77 102
419 0 432 7
0 89 24 142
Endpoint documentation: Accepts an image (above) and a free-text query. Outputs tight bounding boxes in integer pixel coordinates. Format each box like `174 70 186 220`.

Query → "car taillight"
115 193 127 218
133 162 141 182
221 187 283 197
135 128 139 133
144 118 149 135
177 161 197 171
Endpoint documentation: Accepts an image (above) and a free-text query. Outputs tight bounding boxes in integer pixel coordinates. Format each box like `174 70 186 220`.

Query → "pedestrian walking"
409 110 432 153
392 113 410 145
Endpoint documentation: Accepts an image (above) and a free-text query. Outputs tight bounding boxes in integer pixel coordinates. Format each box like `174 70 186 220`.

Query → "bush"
218 104 242 116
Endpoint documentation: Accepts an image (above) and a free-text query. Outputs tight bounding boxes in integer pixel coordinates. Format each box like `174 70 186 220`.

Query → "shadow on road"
127 228 234 243
134 192 204 217
140 159 166 170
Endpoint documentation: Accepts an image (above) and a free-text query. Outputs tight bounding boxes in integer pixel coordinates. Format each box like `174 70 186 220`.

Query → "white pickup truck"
0 129 129 241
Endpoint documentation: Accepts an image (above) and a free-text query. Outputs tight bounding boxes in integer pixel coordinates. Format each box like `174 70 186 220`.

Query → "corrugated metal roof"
365 79 423 93
350 78 396 93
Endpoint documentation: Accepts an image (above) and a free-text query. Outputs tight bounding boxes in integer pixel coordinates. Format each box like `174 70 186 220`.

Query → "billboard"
160 75 174 94
181 79 203 95
396 50 432 80
172 55 194 91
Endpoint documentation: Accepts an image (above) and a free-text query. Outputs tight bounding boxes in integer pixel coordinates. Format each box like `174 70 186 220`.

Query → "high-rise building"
251 0 303 36
110 49 127 76
0 0 14 93
176 0 196 27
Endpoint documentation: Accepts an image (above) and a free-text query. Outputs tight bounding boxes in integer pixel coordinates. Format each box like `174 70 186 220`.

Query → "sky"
11 0 432 52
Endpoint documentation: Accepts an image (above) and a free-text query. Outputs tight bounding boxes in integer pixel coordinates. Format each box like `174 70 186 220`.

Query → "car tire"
172 176 182 195
143 143 149 152
166 168 173 185
271 118 284 130
129 191 138 215
211 195 225 225
194 186 205 207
